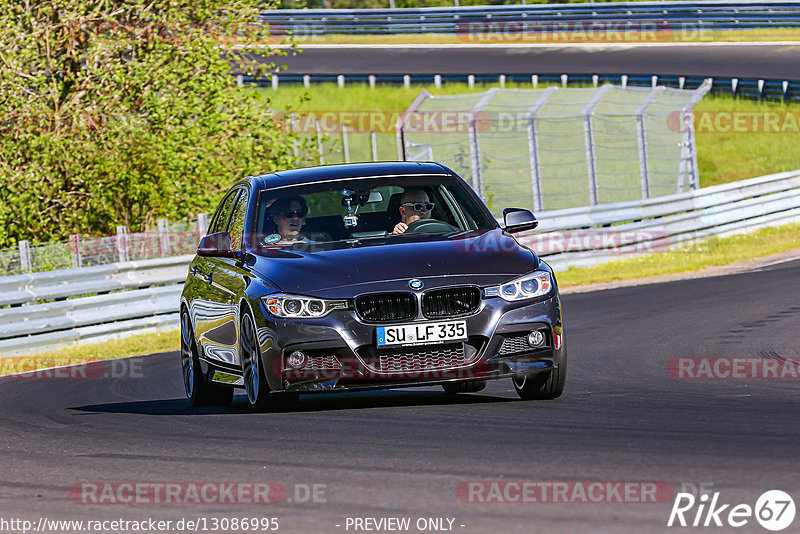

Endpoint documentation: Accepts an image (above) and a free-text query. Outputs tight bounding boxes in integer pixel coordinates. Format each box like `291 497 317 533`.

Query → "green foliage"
0 0 311 248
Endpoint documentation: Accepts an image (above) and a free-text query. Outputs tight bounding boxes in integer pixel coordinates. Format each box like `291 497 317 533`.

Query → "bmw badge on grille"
408 279 424 290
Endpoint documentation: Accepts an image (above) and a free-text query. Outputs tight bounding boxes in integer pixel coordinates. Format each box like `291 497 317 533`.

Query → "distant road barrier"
253 73 800 104
1 170 799 356
261 2 800 35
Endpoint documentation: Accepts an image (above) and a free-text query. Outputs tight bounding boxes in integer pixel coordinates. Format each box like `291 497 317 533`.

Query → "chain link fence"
0 216 208 277
398 82 710 214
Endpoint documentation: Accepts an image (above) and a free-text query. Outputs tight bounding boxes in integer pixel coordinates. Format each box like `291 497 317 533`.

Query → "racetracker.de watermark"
278 110 489 134
456 481 674 503
0 359 144 380
666 357 800 379
668 111 800 134
70 482 286 505
454 20 712 43
276 358 492 381
515 230 669 255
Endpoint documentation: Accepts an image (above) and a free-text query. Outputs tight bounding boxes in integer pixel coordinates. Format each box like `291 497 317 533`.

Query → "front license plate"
376 320 467 348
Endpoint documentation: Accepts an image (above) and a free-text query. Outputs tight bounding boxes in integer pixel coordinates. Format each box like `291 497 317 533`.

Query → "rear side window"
210 190 240 234
228 189 249 250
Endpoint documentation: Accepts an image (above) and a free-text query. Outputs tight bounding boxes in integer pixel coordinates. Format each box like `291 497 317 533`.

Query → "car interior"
257 184 470 244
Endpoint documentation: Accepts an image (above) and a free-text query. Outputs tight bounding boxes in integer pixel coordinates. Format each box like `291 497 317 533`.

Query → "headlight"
262 294 348 318
485 272 552 301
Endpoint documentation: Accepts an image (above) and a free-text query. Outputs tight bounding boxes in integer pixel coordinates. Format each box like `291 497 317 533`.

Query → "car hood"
250 229 538 298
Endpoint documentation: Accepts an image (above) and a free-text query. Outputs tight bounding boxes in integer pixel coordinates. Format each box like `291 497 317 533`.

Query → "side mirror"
197 231 238 258
503 208 538 234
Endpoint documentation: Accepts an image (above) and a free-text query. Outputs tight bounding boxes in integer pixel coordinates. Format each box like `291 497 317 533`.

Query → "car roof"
252 162 452 190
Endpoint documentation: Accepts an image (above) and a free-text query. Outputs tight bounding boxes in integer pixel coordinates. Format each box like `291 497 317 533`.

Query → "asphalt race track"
273 43 800 80
1 258 799 533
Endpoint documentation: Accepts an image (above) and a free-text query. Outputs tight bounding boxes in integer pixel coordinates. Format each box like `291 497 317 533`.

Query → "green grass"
264 82 800 196
557 223 800 287
0 330 179 375
291 28 800 45
695 95 800 187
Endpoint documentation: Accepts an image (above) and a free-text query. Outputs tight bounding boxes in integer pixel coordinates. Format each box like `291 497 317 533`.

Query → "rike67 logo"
668 489 795 531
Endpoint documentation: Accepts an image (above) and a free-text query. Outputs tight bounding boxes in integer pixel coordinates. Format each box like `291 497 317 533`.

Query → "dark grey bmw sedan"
180 162 565 410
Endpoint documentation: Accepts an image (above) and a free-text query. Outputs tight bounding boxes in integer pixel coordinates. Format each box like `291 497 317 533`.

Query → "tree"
0 0 306 247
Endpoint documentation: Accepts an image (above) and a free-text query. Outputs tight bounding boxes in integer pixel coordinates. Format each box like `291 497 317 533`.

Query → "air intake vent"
422 287 481 318
355 293 417 322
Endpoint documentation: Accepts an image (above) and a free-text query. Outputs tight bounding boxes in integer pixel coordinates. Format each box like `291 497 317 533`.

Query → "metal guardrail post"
116 226 130 263
526 86 558 212
342 125 351 163
467 88 499 200
316 119 325 165
157 219 171 256
689 120 701 190
678 79 713 191
396 89 432 162
468 120 482 197
68 235 82 269
636 86 665 199
18 240 31 272
290 113 299 159
582 85 612 206
197 213 209 237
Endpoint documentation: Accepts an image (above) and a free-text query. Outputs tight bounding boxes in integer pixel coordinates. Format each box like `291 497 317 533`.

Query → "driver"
267 196 314 244
392 188 435 235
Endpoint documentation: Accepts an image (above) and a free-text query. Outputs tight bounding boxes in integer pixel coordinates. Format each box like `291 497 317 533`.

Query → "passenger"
268 196 314 244
391 188 435 235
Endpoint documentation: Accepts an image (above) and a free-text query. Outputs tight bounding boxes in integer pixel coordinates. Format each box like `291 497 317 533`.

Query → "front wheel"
181 309 233 406
240 311 298 412
513 345 567 401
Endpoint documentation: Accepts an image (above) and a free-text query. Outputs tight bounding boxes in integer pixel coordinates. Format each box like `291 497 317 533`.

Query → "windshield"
253 175 496 249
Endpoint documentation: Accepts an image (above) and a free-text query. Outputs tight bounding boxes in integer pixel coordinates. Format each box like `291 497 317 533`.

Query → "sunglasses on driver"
280 210 307 219
402 202 435 213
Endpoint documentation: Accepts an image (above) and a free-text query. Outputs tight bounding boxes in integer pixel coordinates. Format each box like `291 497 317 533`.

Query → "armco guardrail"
1 170 799 356
518 168 800 270
0 256 192 356
261 1 800 35
0 255 194 307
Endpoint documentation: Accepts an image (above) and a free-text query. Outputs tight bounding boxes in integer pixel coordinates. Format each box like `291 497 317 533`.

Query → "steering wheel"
405 218 459 234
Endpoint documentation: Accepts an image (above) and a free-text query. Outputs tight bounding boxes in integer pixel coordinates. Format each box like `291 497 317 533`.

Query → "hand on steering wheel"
404 218 459 234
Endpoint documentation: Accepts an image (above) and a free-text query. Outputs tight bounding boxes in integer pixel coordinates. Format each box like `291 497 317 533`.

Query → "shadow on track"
70 389 514 415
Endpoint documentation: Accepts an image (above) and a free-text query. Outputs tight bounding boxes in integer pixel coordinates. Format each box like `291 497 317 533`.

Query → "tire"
442 380 487 394
240 311 298 412
512 344 567 401
181 309 233 407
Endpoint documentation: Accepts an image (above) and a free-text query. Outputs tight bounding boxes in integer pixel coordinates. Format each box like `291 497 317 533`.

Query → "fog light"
527 331 545 348
287 351 307 369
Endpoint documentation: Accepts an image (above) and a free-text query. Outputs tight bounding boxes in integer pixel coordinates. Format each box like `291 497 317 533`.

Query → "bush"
0 0 310 248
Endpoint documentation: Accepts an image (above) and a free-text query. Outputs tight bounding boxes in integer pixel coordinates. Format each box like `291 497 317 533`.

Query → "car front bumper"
249 292 564 394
